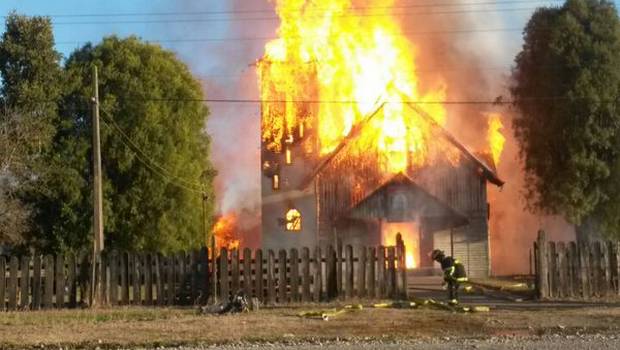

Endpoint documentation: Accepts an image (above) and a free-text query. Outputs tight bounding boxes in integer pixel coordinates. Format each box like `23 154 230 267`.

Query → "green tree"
511 0 620 240
48 36 216 253
0 14 64 247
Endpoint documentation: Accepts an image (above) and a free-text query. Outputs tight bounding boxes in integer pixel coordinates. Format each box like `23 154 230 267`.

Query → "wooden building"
260 102 504 277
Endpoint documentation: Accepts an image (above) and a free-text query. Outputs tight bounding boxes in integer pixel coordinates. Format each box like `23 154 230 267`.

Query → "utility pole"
91 65 104 305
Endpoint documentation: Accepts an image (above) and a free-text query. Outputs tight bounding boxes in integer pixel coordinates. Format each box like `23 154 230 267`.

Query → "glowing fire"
382 222 419 268
259 0 449 173
487 113 505 165
212 214 241 250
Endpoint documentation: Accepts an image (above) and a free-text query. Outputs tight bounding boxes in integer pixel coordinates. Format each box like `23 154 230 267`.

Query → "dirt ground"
0 303 619 349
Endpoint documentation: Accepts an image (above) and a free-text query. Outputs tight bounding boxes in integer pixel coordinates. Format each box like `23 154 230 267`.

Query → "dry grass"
0 304 619 349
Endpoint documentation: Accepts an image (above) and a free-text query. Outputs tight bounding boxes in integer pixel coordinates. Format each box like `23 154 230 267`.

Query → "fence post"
120 252 129 305
255 249 263 301
20 255 30 310
32 254 41 310
367 247 376 298
199 247 209 304
336 239 343 297
220 248 229 302
313 247 322 302
568 242 577 298
345 245 353 299
579 242 590 298
611 242 620 295
278 249 287 303
387 247 396 298
535 230 548 299
377 246 386 298
267 250 275 305
290 248 299 302
7 256 18 311
326 246 337 300
301 247 310 302
601 241 611 296
231 249 240 295
547 241 557 298
357 246 366 298
66 254 77 308
396 233 407 299
243 248 252 298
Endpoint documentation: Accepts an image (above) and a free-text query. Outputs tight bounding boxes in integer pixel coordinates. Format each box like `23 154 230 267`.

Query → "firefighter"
430 249 467 305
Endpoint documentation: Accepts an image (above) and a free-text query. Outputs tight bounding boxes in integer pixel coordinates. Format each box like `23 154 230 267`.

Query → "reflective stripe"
456 277 468 282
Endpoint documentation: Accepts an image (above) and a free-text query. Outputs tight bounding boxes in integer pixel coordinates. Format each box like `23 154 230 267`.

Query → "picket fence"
0 236 407 311
534 231 620 299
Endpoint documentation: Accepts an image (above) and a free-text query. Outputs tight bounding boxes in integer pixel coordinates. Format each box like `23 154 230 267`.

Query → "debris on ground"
199 290 251 315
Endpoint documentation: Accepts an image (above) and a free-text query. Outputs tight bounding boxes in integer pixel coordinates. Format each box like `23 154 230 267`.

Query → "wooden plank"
55 255 65 308
189 250 197 304
243 248 252 298
336 240 343 296
231 249 240 295
556 243 566 299
568 242 578 298
167 255 176 306
301 247 310 302
199 248 209 303
590 242 600 297
178 252 188 304
547 242 557 298
7 256 18 311
611 242 620 295
66 254 77 308
578 242 590 298
120 252 129 305
313 247 322 302
109 251 118 305
20 255 30 310
144 254 153 305
345 245 353 299
290 248 299 302
367 247 376 298
155 254 164 306
255 249 263 301
278 249 287 303
398 238 408 298
43 255 54 309
387 247 396 298
377 246 386 298
602 241 612 296
325 246 337 299
132 254 141 305
32 255 41 310
0 256 5 311
535 231 548 299
220 248 229 302
267 250 276 305
357 246 366 298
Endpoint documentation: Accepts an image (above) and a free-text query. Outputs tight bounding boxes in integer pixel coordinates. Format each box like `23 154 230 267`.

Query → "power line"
48 5 558 26
99 107 206 193
6 1 562 19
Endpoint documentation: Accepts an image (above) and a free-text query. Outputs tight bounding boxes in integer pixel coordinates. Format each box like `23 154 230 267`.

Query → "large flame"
259 0 449 173
487 113 505 165
212 214 241 250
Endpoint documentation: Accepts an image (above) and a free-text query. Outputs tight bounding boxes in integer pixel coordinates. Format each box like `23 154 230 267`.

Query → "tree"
511 0 620 240
0 14 64 247
44 36 216 253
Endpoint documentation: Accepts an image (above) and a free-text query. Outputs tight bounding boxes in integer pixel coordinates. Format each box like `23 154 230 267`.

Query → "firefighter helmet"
430 249 444 261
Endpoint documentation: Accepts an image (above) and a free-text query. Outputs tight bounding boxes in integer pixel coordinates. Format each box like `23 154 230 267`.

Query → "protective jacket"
439 256 467 282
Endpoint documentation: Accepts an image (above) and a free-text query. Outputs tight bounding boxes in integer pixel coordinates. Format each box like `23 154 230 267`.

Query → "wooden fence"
534 231 620 299
0 236 407 311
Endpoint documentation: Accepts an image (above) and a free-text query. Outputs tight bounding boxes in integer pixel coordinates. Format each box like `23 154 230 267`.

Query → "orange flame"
382 222 419 268
259 1 450 173
212 214 241 250
487 113 505 165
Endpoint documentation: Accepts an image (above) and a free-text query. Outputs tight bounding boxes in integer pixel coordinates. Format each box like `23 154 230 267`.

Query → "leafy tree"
47 36 216 253
0 14 64 247
511 0 620 240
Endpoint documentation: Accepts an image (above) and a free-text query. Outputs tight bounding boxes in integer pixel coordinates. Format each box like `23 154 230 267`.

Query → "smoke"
395 0 575 274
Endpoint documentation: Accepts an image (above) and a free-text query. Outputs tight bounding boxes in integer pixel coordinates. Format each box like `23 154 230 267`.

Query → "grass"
0 303 619 349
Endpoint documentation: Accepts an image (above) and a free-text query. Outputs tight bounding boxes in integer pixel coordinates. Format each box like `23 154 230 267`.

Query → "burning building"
258 1 504 277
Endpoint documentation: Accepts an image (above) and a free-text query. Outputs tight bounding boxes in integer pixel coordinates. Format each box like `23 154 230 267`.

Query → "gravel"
134 333 620 350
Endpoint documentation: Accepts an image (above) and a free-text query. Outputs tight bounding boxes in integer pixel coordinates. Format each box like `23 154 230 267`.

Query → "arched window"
285 208 302 231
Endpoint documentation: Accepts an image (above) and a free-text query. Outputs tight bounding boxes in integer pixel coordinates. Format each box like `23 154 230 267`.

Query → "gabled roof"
298 102 505 189
346 173 469 230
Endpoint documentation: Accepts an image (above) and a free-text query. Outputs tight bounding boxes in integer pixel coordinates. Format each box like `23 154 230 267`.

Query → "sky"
1 0 618 231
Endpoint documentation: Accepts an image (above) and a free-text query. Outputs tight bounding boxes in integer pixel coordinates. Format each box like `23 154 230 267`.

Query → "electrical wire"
5 1 562 19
